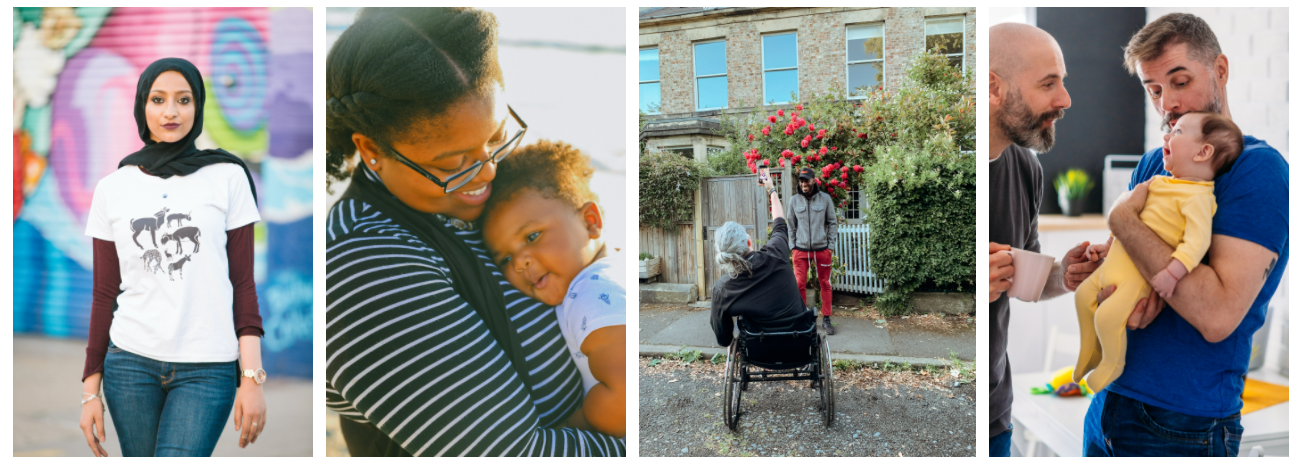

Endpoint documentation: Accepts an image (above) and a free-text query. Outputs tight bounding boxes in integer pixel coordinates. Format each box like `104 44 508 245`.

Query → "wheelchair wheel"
722 338 743 431
820 335 835 427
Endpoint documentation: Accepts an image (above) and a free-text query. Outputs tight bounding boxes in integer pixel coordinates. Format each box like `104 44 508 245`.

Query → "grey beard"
998 88 1063 153
1160 89 1223 134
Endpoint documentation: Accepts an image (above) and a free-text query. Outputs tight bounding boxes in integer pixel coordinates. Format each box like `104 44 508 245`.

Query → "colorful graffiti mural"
12 7 313 378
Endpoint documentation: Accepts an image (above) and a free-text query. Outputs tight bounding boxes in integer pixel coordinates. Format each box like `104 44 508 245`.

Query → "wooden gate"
701 175 770 295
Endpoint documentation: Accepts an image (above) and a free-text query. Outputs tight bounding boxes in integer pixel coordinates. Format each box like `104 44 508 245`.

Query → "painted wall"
12 7 313 378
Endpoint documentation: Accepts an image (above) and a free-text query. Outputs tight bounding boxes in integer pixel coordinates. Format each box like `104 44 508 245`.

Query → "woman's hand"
233 380 266 448
760 172 775 191
79 373 108 457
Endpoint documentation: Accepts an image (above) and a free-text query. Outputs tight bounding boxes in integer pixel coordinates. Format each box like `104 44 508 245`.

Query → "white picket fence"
829 223 886 294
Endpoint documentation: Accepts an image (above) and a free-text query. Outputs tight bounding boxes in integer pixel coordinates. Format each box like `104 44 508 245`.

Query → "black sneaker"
823 316 836 335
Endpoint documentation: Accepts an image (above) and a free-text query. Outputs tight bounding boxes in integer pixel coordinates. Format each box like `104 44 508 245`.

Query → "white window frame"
693 39 728 111
924 16 966 72
639 46 661 114
842 184 867 223
845 23 885 100
761 31 799 105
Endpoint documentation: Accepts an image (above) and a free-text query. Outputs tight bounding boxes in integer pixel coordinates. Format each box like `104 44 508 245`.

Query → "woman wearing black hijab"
78 57 267 457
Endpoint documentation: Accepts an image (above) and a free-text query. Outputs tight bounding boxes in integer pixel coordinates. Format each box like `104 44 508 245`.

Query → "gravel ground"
639 357 976 457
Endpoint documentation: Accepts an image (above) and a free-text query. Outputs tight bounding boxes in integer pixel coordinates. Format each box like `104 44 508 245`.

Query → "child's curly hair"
484 140 599 218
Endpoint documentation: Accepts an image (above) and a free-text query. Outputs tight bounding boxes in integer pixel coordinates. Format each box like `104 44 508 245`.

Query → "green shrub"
638 149 707 230
705 145 751 176
863 142 975 315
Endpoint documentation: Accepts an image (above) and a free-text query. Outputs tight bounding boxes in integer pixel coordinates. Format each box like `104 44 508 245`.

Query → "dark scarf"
340 167 530 383
119 58 257 204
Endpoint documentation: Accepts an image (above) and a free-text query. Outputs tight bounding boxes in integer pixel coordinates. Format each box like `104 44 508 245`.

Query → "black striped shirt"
325 175 624 456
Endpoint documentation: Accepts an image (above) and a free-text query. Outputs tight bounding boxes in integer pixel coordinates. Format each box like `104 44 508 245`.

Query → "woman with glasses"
323 8 623 457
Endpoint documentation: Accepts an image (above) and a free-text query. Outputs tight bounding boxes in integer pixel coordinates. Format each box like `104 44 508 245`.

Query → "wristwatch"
242 368 267 385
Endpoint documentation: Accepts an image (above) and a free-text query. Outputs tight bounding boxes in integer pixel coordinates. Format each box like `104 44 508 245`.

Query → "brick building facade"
639 7 976 161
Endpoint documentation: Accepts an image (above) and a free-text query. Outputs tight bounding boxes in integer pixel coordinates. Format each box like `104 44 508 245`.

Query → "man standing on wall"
987 22 1110 457
1083 13 1289 457
787 167 838 335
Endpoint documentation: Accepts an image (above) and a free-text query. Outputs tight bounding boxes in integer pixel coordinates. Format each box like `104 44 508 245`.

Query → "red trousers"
792 249 833 316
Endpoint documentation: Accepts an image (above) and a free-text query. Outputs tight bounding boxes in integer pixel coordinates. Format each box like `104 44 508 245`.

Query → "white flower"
14 24 67 108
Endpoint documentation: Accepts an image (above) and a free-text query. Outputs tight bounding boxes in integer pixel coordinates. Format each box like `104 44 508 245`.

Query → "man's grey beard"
1160 82 1223 133
998 87 1064 153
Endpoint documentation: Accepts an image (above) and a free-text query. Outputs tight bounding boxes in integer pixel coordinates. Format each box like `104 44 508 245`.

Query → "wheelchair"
721 307 834 431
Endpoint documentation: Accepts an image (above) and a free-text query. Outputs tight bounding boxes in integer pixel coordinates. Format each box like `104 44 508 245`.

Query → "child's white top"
85 163 260 363
556 251 627 392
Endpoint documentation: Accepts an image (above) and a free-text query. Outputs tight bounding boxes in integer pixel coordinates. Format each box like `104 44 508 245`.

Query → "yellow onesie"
1072 175 1216 392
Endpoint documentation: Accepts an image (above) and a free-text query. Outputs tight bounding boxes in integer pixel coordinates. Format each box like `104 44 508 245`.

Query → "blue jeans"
989 424 1013 457
1083 390 1242 457
102 342 238 457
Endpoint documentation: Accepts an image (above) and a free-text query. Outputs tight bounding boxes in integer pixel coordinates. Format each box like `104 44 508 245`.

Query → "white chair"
1042 325 1083 375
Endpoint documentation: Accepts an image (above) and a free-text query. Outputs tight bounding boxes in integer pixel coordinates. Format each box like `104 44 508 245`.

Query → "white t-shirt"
556 252 627 393
85 163 260 363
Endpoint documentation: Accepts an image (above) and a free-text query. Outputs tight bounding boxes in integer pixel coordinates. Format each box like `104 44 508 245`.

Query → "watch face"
255 369 267 384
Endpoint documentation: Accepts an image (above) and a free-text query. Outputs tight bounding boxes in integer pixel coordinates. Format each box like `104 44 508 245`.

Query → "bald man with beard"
986 23 1110 457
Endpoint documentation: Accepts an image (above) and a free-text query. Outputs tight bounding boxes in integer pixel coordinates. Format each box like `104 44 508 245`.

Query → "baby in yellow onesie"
1072 111 1243 392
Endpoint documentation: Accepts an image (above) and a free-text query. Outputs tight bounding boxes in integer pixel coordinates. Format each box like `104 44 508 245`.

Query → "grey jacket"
786 190 838 251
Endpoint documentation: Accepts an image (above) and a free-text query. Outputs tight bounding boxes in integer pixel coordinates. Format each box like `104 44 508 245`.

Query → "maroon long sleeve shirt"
82 223 262 381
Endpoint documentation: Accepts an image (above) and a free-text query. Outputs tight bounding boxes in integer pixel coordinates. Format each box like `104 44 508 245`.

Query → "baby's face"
483 189 602 306
1161 113 1212 179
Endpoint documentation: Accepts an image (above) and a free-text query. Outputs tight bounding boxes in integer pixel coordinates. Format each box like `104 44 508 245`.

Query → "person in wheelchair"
709 173 808 347
711 174 836 430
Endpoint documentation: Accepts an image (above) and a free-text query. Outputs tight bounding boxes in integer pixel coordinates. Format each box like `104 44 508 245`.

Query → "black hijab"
119 57 257 204
340 167 531 384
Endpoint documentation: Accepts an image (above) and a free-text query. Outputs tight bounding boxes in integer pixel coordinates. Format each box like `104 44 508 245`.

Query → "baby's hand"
1150 259 1189 299
1150 270 1179 299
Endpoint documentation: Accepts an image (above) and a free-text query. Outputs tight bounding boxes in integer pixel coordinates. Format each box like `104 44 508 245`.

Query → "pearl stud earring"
370 159 376 165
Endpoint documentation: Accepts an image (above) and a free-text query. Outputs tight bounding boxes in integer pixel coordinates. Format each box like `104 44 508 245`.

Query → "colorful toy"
1030 366 1093 397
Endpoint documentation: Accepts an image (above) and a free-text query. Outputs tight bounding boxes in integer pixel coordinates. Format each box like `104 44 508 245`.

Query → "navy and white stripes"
325 197 624 456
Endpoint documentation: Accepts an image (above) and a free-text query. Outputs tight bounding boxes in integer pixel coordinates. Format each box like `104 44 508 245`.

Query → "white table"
1010 369 1289 457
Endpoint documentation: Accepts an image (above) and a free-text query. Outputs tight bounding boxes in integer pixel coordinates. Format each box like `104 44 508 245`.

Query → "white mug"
1006 248 1055 302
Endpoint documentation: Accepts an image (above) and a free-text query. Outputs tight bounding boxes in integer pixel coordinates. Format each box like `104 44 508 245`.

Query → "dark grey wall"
1036 7 1146 214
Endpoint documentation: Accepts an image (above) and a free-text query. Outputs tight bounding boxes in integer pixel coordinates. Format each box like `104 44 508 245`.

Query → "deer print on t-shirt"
166 211 191 227
130 208 169 249
162 227 201 254
125 204 204 282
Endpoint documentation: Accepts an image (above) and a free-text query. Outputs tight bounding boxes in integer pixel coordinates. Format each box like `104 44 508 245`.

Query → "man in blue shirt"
1085 13 1289 457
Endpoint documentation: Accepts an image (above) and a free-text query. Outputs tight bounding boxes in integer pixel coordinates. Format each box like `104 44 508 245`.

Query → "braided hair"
325 7 504 187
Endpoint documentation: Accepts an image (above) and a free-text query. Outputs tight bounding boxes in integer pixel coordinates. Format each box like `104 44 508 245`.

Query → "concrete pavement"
12 335 313 457
639 305 974 366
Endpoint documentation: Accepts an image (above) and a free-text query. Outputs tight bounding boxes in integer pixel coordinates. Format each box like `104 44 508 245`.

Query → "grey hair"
1123 13 1222 75
714 221 752 279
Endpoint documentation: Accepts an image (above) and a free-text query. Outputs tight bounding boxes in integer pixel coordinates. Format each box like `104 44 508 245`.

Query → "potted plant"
1055 168 1094 217
638 252 661 280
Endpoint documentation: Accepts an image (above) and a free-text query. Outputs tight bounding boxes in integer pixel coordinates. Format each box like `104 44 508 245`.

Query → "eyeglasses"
384 105 527 194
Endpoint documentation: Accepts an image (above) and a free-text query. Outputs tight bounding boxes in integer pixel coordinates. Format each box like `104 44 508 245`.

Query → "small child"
1073 111 1242 392
482 140 626 437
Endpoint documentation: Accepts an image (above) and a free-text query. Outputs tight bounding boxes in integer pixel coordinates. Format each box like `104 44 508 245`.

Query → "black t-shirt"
710 217 809 346
989 144 1043 438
